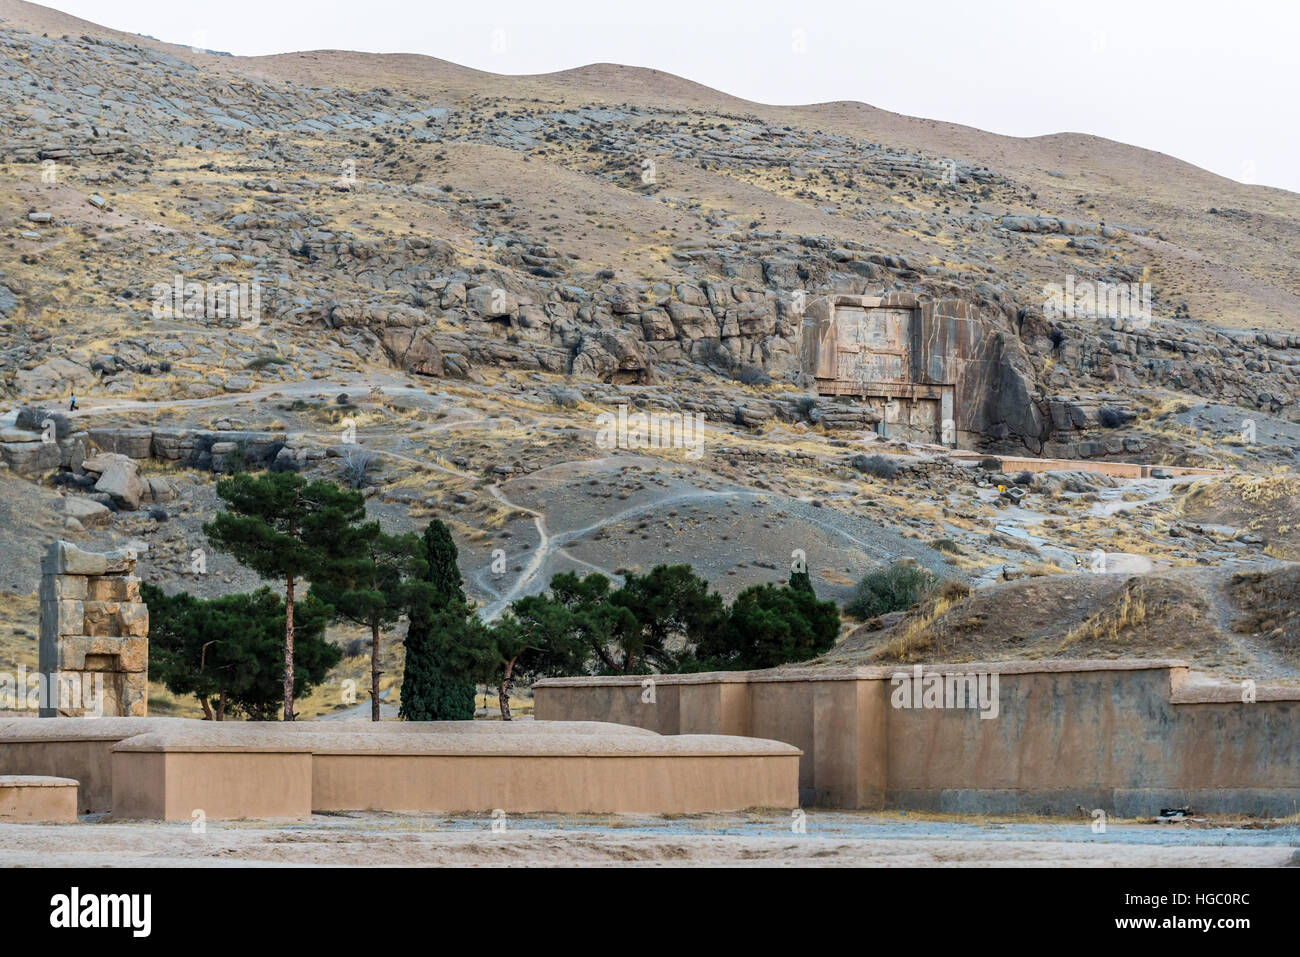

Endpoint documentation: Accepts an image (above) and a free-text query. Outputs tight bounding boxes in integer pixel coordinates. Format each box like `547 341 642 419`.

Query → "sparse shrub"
335 392 350 406
874 588 962 661
222 444 247 475
851 453 899 480
795 396 817 418
735 364 770 386
979 456 1002 471
548 387 581 408
340 447 378 489
698 569 839 670
935 579 972 603
846 562 939 619
1059 582 1149 646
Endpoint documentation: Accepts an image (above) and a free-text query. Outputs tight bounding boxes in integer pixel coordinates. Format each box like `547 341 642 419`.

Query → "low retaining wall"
0 717 190 813
534 660 1300 816
0 776 79 823
113 734 314 820
0 719 800 820
0 718 659 814
310 733 795 815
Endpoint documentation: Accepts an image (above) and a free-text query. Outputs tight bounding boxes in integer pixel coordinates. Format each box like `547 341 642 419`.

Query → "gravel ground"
4 810 1297 867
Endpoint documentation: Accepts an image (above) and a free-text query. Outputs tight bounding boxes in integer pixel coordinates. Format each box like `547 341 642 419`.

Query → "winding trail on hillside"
35 378 929 619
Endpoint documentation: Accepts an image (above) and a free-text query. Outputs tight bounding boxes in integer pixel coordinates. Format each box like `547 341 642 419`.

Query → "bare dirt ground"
2 811 1296 867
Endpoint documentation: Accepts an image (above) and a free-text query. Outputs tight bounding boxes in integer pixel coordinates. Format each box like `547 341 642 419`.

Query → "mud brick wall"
535 661 1300 816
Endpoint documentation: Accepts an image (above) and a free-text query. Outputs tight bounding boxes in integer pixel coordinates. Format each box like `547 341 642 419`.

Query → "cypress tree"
399 519 478 720
789 569 815 595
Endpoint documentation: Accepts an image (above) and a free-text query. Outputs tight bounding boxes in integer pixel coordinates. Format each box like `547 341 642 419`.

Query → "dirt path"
1179 566 1300 680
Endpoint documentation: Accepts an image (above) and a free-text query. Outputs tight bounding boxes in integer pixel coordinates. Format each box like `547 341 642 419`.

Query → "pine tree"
203 471 367 720
399 519 478 720
143 583 340 720
311 530 426 721
698 570 840 670
611 564 725 672
487 592 588 718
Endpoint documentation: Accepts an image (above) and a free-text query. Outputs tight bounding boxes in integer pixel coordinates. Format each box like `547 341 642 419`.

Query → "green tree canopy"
203 471 367 720
547 571 640 674
474 596 590 718
143 583 340 720
311 529 426 721
699 572 840 670
611 564 725 672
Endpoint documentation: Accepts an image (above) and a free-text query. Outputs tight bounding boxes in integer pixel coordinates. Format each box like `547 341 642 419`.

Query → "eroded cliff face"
956 321 1050 454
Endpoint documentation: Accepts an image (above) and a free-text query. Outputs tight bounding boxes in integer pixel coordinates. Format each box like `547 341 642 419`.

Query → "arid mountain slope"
0 2 1297 716
2 0 1297 332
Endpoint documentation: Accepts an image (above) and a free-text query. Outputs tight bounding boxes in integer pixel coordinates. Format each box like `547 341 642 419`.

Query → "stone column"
38 541 149 717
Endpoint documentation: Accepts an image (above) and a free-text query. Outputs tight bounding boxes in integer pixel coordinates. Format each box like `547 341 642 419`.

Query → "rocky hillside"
0 1 1297 712
2 2 1299 432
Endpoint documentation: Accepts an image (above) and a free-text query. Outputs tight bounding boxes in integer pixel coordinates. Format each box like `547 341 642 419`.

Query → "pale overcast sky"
44 0 1300 194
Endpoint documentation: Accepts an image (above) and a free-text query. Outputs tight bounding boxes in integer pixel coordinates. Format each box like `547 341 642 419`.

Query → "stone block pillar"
38 541 149 717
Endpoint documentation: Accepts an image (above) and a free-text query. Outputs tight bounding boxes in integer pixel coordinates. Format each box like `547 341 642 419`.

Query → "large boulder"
147 477 176 502
666 302 716 340
14 358 94 397
467 285 518 318
88 428 153 458
639 307 675 341
571 329 656 384
380 326 443 376
151 427 203 463
49 541 137 576
15 407 74 438
82 453 145 510
61 496 112 529
0 439 61 475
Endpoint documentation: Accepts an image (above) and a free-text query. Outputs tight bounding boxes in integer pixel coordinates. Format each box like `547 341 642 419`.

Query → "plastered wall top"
112 729 802 758
534 658 1197 687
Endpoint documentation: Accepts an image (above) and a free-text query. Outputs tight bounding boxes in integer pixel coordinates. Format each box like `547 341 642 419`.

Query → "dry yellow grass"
872 582 973 662
1057 588 1149 649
